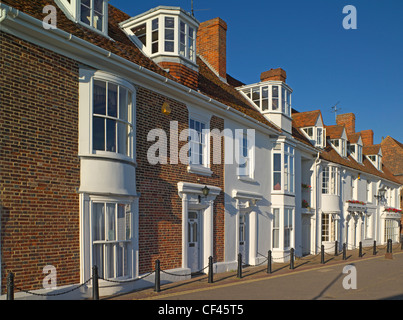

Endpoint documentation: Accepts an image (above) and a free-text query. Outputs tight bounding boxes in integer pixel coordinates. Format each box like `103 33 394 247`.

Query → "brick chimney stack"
360 129 374 146
260 68 287 83
197 17 227 80
336 113 356 135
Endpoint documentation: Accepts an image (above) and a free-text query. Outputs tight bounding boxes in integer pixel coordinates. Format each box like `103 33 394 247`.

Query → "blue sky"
110 0 403 144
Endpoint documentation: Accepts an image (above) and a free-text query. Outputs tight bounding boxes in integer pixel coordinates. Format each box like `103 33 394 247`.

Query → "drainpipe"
313 152 321 255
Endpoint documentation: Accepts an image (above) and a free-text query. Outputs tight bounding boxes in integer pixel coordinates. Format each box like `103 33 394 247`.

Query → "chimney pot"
260 68 287 83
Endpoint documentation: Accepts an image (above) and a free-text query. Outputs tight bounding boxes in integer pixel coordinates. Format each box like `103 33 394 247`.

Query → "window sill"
237 176 257 183
187 164 213 177
79 151 137 166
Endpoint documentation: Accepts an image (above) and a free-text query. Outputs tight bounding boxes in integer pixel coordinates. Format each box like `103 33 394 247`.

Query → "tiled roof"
291 110 322 128
381 136 403 179
320 144 400 184
1 0 177 81
325 125 345 139
347 132 361 144
363 144 381 155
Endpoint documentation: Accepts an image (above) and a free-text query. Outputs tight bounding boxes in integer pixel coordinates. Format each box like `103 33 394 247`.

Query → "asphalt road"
149 252 403 300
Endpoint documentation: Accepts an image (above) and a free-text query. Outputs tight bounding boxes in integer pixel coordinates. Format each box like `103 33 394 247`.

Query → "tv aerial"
331 101 341 122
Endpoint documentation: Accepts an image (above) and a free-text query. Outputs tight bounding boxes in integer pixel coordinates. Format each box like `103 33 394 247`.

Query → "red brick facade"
0 31 225 293
0 32 80 292
136 86 224 273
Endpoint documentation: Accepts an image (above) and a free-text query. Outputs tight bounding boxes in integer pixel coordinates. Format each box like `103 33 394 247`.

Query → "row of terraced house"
0 0 402 299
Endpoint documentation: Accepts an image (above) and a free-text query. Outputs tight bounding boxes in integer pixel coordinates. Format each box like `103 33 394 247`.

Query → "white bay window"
272 143 295 193
92 78 134 158
92 202 133 279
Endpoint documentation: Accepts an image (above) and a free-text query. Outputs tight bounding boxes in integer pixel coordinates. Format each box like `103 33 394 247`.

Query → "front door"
188 211 200 272
239 213 249 264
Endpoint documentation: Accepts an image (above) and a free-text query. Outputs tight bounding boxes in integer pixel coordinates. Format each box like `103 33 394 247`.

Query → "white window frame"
272 208 280 249
272 142 295 194
79 69 136 164
79 0 108 34
91 76 135 161
284 208 294 249
187 111 212 176
240 83 292 117
322 166 339 195
237 131 255 179
80 194 137 283
321 213 336 242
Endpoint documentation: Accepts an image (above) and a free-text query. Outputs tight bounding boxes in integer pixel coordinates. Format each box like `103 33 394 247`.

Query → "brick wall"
0 32 80 293
336 113 356 135
136 86 225 274
197 18 227 80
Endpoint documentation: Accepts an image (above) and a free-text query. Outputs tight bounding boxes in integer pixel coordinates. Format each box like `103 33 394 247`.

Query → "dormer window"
348 143 363 163
120 7 199 68
80 0 105 32
55 0 108 35
368 155 382 170
302 126 325 148
364 145 382 171
330 138 347 157
239 84 292 117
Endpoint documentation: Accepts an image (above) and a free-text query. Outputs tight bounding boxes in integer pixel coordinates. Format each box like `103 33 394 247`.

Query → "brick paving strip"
105 243 402 300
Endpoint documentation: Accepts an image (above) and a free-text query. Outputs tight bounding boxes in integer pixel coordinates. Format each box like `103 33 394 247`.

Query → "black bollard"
359 241 363 258
321 245 325 264
267 250 272 274
343 243 347 260
389 239 393 254
92 266 99 300
208 256 214 284
237 253 242 279
7 272 14 301
289 248 294 270
154 260 161 293
373 240 377 255
335 241 338 256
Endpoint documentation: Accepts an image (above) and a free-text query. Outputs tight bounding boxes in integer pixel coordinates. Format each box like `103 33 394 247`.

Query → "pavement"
105 243 403 301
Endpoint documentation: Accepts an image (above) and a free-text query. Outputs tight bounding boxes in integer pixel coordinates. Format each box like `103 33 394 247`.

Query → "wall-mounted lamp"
161 101 171 115
357 173 361 180
374 189 386 202
249 199 257 206
198 186 210 203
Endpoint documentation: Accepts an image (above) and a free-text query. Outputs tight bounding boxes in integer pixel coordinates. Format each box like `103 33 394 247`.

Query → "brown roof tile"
363 144 381 155
292 110 322 128
325 125 345 139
